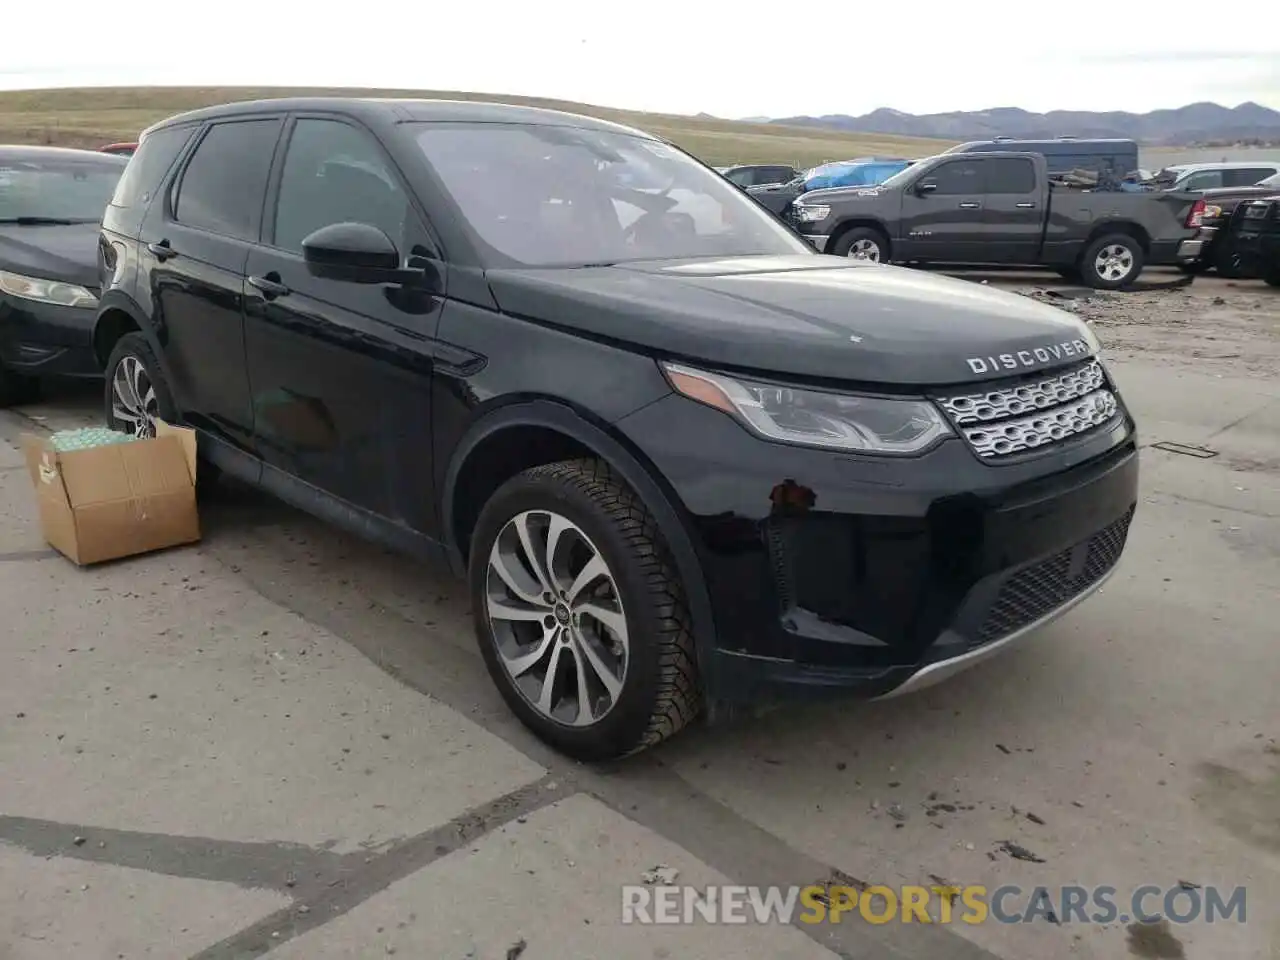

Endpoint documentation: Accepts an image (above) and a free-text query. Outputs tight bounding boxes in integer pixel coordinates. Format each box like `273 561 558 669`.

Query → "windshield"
0 154 125 222
412 123 812 267
878 158 935 190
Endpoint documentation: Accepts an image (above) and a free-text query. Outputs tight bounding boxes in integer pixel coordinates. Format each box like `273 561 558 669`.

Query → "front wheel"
1265 268 1280 288
1214 243 1244 279
469 458 701 761
830 227 889 263
1081 234 1144 290
0 366 40 408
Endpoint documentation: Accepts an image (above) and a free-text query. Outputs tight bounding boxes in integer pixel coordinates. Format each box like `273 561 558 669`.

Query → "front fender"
440 397 720 682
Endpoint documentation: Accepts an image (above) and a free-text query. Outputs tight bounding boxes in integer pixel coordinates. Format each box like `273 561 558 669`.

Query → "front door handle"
147 240 178 261
958 201 981 209
1016 202 1037 209
248 273 291 300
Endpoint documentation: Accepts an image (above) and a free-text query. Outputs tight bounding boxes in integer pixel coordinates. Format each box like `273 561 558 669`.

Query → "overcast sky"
4 1 1277 118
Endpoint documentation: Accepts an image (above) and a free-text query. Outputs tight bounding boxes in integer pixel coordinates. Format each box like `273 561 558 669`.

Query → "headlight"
662 362 952 455
792 203 830 223
0 269 98 308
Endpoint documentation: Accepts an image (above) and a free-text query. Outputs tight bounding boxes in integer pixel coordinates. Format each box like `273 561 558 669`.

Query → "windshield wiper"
0 216 97 226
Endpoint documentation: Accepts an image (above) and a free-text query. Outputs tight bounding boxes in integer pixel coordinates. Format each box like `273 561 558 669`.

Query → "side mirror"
915 180 938 195
301 222 407 284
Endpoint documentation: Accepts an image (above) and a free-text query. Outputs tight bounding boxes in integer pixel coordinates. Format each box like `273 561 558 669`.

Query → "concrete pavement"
1 276 1277 959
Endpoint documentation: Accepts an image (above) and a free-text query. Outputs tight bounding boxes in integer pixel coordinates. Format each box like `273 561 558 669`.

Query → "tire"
830 226 889 263
1265 270 1280 288
1080 233 1144 290
469 458 701 761
1214 244 1244 279
0 366 40 408
103 332 220 493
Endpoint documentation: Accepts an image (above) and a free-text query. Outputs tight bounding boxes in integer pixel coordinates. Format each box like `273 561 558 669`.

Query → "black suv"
96 98 1139 760
1222 195 1280 287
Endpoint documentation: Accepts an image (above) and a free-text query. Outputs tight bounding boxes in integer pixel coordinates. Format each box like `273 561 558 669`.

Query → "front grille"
937 360 1120 460
973 505 1134 647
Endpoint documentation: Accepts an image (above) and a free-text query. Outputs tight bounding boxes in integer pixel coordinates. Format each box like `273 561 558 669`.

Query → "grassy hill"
0 86 953 168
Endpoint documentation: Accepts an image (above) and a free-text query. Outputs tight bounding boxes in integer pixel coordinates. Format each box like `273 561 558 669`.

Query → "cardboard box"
23 420 201 565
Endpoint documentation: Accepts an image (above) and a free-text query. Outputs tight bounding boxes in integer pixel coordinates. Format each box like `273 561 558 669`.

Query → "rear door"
980 157 1042 262
140 116 284 452
1224 167 1278 187
243 113 446 529
899 157 988 261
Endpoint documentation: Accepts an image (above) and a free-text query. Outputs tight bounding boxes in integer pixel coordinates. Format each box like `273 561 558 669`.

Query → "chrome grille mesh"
937 360 1119 459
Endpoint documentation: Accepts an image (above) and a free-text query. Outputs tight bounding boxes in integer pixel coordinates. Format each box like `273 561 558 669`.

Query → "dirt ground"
1 267 1277 960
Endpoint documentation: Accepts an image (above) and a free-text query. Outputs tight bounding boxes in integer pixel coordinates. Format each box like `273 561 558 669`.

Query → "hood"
0 221 101 292
486 256 1098 387
798 184 893 204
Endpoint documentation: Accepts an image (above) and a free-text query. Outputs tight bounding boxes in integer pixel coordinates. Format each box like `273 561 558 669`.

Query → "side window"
929 160 984 194
984 158 1037 193
173 119 282 241
1224 168 1275 187
109 124 195 211
724 169 753 187
762 166 794 185
272 119 411 255
1179 170 1223 191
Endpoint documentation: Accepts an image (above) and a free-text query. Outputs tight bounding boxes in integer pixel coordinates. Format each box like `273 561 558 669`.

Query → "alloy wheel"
1093 244 1135 284
847 238 882 261
111 355 158 438
485 509 629 727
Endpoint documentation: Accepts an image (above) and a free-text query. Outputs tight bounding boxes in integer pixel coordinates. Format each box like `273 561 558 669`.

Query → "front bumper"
617 385 1139 706
0 296 100 377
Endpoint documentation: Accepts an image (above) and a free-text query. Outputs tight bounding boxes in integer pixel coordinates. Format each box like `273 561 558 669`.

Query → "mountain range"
759 102 1280 145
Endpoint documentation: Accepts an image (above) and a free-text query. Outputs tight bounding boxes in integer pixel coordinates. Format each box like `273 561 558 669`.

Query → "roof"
143 97 653 140
1167 160 1280 173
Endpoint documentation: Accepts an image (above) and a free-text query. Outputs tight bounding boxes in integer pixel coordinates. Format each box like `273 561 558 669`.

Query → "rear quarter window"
109 124 196 212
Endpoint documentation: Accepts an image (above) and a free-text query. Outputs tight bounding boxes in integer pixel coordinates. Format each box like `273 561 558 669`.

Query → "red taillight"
1186 197 1207 229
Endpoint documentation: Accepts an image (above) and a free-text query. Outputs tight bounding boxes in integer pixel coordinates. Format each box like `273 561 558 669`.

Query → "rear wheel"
1265 268 1280 288
469 458 701 761
1080 234 1144 290
1214 243 1244 279
831 227 889 263
103 332 220 492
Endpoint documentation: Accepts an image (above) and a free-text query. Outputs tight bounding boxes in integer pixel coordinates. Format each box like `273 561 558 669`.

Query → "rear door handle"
958 202 981 209
248 274 291 299
147 240 178 261
1016 202 1037 209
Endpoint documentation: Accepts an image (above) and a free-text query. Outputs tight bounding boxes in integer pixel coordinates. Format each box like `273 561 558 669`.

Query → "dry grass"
0 86 953 166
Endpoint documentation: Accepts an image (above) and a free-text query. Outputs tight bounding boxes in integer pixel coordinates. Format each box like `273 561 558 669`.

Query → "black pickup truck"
790 152 1199 289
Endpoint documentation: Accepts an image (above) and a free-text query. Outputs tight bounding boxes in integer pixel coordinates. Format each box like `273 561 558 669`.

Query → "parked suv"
95 99 1139 760
1222 195 1280 286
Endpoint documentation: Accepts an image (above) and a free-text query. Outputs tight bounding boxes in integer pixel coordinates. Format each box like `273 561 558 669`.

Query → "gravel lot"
2 269 1277 960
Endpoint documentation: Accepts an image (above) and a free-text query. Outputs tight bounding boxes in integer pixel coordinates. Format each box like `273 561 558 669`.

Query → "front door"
243 114 446 532
899 157 989 262
979 157 1042 262
142 116 283 451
